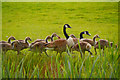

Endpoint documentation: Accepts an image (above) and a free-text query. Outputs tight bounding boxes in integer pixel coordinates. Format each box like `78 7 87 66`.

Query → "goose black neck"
93 37 96 42
25 39 28 43
8 38 11 43
63 26 69 39
80 32 84 39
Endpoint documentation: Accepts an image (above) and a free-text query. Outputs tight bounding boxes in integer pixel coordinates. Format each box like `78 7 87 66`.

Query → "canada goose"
0 36 16 43
0 43 12 53
12 37 32 55
80 34 100 46
45 39 68 57
45 34 79 57
30 35 53 48
0 41 21 53
67 31 91 47
94 39 116 55
71 41 93 58
29 36 53 56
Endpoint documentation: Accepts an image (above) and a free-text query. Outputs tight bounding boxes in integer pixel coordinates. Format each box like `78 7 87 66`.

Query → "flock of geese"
0 24 117 58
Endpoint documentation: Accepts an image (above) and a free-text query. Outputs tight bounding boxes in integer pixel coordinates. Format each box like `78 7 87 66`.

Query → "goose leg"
44 50 49 57
87 50 94 57
17 51 20 55
94 48 97 55
87 50 92 55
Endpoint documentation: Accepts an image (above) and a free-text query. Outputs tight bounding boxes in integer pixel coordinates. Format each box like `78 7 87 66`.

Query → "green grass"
2 2 119 78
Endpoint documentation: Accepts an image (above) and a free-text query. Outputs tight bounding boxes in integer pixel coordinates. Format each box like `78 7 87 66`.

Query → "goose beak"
88 34 91 36
13 38 16 40
29 39 32 41
69 26 72 28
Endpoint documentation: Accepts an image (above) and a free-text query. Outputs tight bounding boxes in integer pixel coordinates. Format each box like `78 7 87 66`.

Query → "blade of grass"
30 64 38 78
79 54 90 78
89 55 100 78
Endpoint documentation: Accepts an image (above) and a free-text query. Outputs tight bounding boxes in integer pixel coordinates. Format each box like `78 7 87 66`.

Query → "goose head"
25 37 32 43
45 36 53 43
94 34 100 38
8 36 16 43
84 31 91 36
80 31 91 39
9 36 16 40
64 24 72 28
51 33 61 39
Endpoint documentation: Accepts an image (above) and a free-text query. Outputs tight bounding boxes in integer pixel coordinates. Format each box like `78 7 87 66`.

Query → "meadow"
1 2 119 78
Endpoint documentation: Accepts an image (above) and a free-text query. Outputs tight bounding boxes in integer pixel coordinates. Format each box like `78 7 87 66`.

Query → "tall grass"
2 44 119 78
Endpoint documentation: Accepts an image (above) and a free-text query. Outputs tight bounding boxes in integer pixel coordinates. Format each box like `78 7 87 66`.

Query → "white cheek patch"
84 31 86 34
65 25 68 28
67 37 75 47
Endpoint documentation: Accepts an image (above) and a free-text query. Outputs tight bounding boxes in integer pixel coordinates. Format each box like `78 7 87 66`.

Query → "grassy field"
1 2 119 78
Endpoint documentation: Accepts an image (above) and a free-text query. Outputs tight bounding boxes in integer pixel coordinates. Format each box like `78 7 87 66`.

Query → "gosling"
12 37 32 55
29 36 53 56
71 41 93 58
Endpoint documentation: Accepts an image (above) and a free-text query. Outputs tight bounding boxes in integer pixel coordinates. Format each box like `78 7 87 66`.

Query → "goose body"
80 34 100 46
45 39 68 57
94 39 114 55
12 37 32 54
71 41 93 58
29 36 53 56
0 43 13 53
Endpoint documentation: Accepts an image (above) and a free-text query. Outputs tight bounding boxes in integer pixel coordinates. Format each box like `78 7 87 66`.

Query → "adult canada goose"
0 36 16 43
29 36 53 56
12 37 32 55
63 25 90 48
